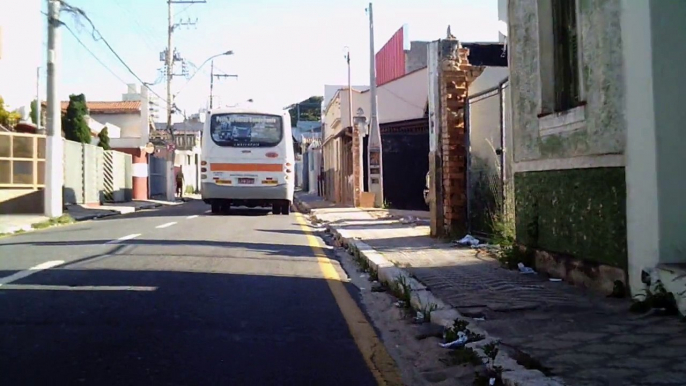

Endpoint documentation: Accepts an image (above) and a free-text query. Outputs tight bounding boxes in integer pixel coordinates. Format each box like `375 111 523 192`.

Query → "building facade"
507 0 686 306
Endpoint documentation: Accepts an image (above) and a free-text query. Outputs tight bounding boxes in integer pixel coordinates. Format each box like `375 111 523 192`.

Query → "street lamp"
174 50 234 99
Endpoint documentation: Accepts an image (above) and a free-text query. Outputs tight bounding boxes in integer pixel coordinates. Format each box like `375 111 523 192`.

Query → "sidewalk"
295 192 686 386
0 198 185 235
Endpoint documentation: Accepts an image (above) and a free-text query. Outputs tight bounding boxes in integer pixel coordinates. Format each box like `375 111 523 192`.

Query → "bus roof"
208 105 288 117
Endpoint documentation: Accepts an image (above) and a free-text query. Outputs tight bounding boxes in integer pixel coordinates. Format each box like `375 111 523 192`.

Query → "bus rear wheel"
272 203 282 215
281 203 290 215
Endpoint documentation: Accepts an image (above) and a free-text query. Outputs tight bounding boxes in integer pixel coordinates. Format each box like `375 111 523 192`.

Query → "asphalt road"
0 201 386 386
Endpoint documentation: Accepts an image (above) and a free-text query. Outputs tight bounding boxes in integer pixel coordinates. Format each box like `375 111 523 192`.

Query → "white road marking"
204 210 211 214
105 233 141 244
0 284 157 291
156 222 177 229
0 260 65 287
186 215 199 219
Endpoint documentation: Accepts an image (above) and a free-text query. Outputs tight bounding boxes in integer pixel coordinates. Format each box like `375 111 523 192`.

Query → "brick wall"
352 126 361 207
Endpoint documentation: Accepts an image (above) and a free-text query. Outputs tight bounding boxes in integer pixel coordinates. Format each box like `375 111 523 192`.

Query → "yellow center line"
295 213 403 386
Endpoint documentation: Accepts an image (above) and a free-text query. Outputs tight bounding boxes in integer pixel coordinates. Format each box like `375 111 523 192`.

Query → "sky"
0 0 499 122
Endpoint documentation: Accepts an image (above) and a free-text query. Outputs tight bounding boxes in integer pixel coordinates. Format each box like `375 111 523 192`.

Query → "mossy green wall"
514 167 627 268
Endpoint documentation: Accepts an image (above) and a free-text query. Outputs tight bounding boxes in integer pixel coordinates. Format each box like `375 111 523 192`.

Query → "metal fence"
466 79 512 238
149 153 168 198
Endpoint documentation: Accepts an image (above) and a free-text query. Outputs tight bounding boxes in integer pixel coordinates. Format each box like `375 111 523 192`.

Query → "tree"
97 126 111 150
29 99 44 126
62 94 91 143
288 96 323 127
0 95 21 128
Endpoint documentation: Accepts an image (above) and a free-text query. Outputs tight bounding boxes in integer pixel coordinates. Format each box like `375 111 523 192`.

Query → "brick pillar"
115 147 149 201
130 149 149 200
437 39 484 236
352 126 362 207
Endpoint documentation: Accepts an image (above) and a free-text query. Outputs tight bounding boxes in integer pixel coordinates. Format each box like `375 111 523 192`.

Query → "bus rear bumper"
201 182 292 205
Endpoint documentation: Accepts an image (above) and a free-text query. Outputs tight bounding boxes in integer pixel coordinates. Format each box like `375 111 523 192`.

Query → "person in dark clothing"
176 169 184 198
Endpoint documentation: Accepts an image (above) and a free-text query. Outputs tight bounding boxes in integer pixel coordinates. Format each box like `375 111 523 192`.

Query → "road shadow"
2 238 318 258
0 268 378 386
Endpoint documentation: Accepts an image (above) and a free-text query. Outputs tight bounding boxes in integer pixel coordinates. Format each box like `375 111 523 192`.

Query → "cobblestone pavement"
308 199 686 386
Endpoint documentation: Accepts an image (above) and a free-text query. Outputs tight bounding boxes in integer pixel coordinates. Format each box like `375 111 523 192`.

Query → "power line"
62 23 130 86
57 0 168 104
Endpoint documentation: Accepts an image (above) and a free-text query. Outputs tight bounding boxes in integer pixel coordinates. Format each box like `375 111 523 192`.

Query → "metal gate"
302 150 310 192
380 119 429 211
466 79 509 237
149 154 167 198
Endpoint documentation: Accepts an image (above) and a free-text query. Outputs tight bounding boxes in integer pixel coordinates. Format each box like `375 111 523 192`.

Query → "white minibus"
201 105 295 215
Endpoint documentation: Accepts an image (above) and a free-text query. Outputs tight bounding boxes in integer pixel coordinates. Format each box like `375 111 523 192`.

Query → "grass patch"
32 214 75 230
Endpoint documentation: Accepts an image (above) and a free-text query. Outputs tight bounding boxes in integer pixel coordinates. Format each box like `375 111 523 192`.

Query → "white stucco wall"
377 67 427 124
90 113 140 138
623 0 686 294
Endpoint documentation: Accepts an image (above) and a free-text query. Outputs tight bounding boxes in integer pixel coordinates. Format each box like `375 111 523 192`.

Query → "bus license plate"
238 178 254 184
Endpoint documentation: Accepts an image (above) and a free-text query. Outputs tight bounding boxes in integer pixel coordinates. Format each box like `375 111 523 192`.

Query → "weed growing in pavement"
444 319 485 344
441 347 482 367
473 342 504 385
473 366 504 386
390 275 412 306
32 214 74 230
417 303 439 323
630 280 680 316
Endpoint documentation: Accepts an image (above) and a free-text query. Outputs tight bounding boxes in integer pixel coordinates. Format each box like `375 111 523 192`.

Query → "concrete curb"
0 202 168 237
313 215 565 386
293 195 313 214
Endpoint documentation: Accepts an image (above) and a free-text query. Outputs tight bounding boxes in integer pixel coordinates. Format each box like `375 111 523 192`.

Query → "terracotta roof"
57 101 142 114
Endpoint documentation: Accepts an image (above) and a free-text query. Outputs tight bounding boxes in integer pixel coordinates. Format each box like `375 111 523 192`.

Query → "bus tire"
211 202 221 214
272 203 281 215
281 203 290 215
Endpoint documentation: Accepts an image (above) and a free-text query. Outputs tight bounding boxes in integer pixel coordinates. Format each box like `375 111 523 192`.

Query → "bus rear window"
210 113 283 148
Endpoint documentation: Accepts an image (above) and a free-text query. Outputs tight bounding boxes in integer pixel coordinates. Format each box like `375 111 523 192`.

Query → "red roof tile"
57 101 142 114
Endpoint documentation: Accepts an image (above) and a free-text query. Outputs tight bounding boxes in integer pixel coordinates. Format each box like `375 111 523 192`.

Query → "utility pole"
36 67 41 133
209 60 237 109
45 0 63 217
367 2 384 206
346 50 353 136
166 0 173 140
165 0 206 200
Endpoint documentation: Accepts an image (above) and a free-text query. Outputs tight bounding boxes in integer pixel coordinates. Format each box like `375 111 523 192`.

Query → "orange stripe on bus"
210 163 283 172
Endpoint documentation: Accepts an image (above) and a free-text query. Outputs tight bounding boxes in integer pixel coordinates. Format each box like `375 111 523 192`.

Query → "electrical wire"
56 0 168 104
61 23 130 87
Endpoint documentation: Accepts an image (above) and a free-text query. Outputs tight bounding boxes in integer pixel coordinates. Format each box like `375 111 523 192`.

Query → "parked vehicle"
201 104 295 215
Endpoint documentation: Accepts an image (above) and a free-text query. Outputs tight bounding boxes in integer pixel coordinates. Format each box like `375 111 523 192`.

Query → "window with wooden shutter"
552 0 581 112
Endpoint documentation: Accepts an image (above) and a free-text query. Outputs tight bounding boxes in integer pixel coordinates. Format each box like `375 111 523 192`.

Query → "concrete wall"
323 92 342 141
340 90 371 128
508 0 625 163
0 189 43 214
90 113 142 139
405 41 429 74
